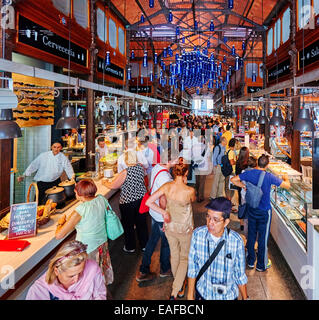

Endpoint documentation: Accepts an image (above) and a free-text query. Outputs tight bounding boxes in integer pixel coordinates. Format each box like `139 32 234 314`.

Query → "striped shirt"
188 226 247 300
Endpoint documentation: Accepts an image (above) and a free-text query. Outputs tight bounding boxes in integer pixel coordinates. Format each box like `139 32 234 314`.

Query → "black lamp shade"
0 109 22 139
244 109 251 121
257 109 269 124
250 110 257 122
98 111 113 125
293 108 315 132
56 106 80 129
269 107 284 126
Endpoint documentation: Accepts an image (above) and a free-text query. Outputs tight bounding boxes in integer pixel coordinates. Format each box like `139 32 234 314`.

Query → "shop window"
246 63 258 79
73 0 88 29
274 19 281 50
52 0 70 15
118 27 125 55
282 8 290 43
131 63 139 77
298 0 311 29
97 8 107 42
267 28 273 56
109 18 117 49
141 62 153 77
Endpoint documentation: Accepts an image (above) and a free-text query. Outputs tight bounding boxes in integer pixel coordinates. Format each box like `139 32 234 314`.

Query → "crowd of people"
25 114 291 300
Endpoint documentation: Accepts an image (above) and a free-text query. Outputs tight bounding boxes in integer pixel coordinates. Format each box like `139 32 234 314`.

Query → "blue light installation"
127 68 131 80
228 0 234 9
168 11 173 22
210 20 214 31
252 71 257 82
163 47 167 58
224 36 228 43
150 72 154 82
182 37 185 43
235 56 240 71
168 46 173 57
194 20 198 30
154 52 158 64
223 55 226 63
242 41 246 51
231 45 236 55
176 26 180 36
140 75 144 84
143 51 148 67
149 0 154 8
106 51 110 66
140 14 145 23
131 50 135 60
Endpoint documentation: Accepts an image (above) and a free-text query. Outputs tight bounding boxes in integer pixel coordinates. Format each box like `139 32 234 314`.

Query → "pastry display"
297 221 306 233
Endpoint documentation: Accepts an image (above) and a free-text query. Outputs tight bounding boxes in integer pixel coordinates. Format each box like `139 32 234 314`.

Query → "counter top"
0 177 119 298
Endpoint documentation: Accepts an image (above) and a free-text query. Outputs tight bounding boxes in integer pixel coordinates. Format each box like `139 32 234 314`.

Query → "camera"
212 284 227 295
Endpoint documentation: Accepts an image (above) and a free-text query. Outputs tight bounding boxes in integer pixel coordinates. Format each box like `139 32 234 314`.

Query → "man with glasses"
187 197 249 300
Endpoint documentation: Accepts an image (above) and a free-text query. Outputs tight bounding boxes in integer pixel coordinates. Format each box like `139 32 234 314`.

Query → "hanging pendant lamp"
250 109 257 122
269 107 284 126
168 11 173 22
0 109 22 139
210 20 214 31
98 110 113 125
257 109 269 124
293 108 315 131
56 105 80 129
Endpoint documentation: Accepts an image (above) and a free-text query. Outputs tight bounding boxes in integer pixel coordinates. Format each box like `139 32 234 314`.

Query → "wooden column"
264 99 271 153
291 95 301 171
86 0 97 171
0 21 16 211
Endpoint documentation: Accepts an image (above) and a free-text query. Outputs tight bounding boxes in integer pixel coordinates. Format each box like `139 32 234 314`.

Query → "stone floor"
108 173 306 300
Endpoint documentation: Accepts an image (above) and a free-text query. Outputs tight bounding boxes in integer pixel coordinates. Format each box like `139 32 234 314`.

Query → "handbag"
102 196 124 241
139 169 169 214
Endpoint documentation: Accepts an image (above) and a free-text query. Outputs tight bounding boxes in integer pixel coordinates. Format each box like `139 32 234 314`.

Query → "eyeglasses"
206 214 224 224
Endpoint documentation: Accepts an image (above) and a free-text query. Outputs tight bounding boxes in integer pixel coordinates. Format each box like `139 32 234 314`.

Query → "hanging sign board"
8 202 37 240
267 59 290 82
129 86 152 93
97 57 124 80
17 15 87 67
299 39 319 69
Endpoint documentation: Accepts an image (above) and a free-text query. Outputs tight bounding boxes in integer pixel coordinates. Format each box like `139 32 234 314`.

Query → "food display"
296 221 306 233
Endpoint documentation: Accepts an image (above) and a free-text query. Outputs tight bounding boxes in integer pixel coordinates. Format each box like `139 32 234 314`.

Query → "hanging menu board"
8 202 37 240
17 15 87 67
299 39 319 69
267 59 290 82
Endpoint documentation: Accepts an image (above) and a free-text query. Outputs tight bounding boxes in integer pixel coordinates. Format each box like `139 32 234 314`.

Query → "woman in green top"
55 179 114 286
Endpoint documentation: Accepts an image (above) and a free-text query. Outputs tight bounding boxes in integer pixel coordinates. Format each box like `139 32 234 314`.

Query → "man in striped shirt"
187 197 249 300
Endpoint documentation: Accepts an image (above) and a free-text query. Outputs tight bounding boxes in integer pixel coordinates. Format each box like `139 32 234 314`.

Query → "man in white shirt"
96 136 109 158
18 142 74 205
136 150 177 282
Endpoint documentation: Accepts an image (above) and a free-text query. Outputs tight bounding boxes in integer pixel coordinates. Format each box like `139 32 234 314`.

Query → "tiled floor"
108 173 306 300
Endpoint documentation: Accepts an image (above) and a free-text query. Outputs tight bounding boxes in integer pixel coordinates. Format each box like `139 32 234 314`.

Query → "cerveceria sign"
267 58 290 82
97 57 124 80
18 15 87 67
299 39 319 69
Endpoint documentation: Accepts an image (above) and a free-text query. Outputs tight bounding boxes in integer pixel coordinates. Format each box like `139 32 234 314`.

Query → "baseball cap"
205 197 232 215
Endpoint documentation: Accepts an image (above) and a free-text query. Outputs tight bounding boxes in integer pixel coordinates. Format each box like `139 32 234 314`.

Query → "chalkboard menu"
18 15 87 67
8 202 37 240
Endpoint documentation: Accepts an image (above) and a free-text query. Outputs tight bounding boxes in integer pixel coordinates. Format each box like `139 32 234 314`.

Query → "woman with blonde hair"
146 163 196 300
26 240 106 300
55 179 114 286
103 150 148 253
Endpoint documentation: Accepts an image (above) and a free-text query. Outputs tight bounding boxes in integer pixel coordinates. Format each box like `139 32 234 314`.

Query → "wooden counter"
0 178 118 298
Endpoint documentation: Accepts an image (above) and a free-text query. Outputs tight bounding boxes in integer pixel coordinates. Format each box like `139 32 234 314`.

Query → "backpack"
221 150 233 177
213 143 221 155
245 170 266 209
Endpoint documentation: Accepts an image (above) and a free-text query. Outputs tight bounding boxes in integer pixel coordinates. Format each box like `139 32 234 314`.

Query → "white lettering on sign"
42 36 75 58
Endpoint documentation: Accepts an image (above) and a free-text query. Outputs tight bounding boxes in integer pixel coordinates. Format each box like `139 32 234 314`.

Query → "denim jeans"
139 218 171 274
247 206 272 271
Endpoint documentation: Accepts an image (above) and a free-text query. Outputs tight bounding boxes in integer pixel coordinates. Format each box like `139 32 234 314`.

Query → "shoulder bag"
101 196 124 241
139 169 168 214
195 229 230 299
245 170 266 209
